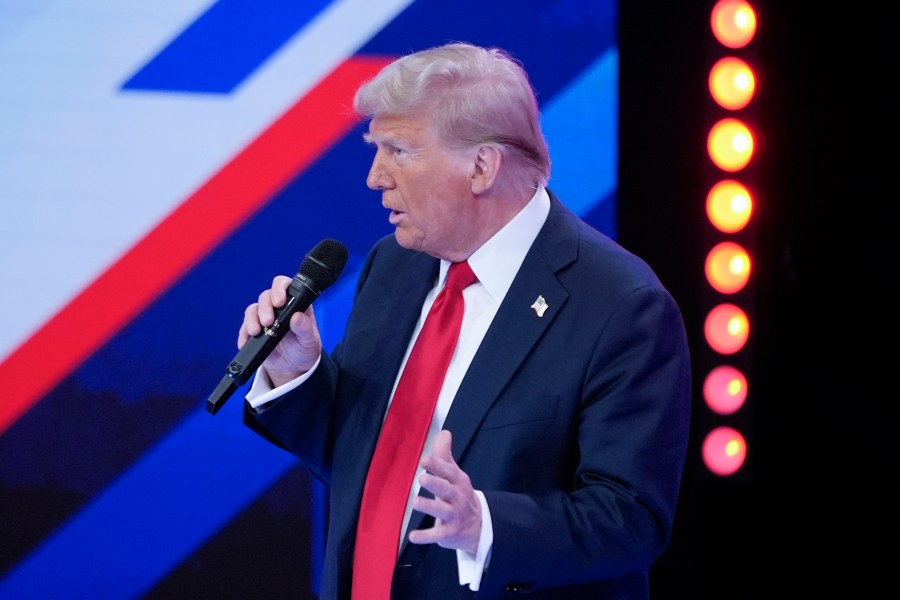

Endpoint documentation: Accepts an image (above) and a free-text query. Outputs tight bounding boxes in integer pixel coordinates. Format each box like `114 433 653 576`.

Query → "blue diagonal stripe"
122 0 334 93
542 48 618 227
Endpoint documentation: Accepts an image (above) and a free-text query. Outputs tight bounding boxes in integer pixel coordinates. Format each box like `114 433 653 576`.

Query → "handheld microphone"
206 238 349 415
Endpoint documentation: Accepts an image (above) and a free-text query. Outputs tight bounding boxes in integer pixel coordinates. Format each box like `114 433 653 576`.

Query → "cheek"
404 173 443 213
402 160 469 225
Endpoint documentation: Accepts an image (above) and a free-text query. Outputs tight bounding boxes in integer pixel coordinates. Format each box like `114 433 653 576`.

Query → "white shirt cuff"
456 490 493 591
245 355 321 409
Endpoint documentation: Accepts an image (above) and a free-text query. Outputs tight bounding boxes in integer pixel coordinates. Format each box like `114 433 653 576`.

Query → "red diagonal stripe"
0 56 391 435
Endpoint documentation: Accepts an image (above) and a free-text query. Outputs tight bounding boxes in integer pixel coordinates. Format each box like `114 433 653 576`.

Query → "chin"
393 230 425 253
393 230 414 249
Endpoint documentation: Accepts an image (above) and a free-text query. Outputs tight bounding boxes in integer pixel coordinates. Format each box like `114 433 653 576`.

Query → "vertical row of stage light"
700 0 758 477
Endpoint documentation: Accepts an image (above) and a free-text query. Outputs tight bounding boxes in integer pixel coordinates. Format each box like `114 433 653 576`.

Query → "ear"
470 145 502 194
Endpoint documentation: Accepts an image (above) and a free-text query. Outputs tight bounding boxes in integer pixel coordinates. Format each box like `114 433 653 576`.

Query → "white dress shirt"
248 186 550 591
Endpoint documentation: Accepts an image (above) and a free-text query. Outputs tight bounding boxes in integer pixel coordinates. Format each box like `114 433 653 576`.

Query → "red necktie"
351 260 478 600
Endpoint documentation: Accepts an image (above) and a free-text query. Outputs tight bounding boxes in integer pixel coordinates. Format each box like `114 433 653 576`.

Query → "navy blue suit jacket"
245 192 691 599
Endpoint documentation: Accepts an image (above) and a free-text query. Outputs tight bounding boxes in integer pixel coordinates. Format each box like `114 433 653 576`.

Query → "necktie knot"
446 260 477 293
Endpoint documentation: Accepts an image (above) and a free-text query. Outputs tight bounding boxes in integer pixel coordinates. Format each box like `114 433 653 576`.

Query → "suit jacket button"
503 582 533 593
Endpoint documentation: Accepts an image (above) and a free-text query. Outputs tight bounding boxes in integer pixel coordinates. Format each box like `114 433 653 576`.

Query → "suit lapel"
444 194 578 457
344 250 440 474
367 253 439 409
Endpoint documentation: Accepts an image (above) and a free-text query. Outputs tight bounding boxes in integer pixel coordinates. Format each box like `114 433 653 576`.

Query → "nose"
367 151 393 190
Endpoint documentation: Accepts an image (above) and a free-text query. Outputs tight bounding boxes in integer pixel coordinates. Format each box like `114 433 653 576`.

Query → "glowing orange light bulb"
706 241 751 294
703 426 747 476
710 56 756 110
711 0 757 49
703 365 748 415
708 117 754 172
704 303 750 354
707 180 752 233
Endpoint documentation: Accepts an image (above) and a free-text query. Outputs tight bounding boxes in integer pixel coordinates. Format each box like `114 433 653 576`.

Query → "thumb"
432 429 453 462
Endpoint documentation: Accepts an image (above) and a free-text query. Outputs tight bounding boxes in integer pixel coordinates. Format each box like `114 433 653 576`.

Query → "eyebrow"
362 131 412 149
362 132 397 146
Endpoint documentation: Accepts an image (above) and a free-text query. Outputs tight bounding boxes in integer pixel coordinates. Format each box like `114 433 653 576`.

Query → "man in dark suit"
239 42 691 599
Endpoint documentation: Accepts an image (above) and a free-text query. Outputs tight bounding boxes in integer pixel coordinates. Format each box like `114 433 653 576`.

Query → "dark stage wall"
620 3 898 597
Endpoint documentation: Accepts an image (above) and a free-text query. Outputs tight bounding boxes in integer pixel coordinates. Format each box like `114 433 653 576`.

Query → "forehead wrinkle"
370 113 435 141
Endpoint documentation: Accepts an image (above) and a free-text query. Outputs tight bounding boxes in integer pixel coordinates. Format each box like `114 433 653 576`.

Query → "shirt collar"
439 186 551 302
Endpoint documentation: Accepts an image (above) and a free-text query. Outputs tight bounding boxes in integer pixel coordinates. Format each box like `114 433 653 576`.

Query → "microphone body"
206 239 349 415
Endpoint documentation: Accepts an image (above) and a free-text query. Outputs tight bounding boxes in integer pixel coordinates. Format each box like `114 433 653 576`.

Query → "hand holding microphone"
206 239 349 415
238 276 322 387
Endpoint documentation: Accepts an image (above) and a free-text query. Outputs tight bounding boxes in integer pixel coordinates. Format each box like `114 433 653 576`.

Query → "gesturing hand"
408 430 482 556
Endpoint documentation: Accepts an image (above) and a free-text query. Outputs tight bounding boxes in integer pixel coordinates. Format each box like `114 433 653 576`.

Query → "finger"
269 275 293 308
254 276 292 325
417 471 458 506
238 274 294 349
409 492 479 553
238 303 262 348
431 429 453 462
419 430 456 478
412 492 455 523
408 524 442 546
288 306 321 349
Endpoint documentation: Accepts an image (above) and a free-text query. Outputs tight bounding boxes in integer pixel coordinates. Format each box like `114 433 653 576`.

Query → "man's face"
364 113 475 261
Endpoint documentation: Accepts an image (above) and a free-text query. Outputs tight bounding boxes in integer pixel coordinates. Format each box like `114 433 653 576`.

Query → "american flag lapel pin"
530 295 549 317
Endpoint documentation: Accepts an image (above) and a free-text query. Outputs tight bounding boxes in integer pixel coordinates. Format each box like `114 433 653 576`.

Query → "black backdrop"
620 3 898 598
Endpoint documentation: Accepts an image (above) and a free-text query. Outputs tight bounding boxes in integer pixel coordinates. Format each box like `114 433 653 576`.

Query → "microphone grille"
299 238 349 290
